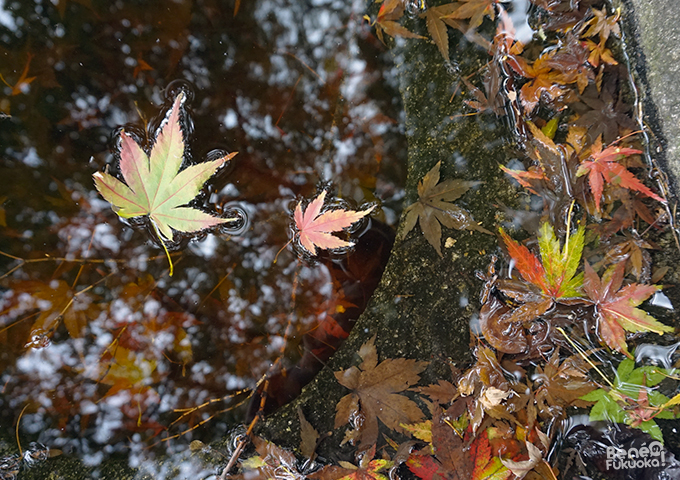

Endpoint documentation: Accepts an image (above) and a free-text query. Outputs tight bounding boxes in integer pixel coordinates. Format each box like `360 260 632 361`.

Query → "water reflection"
0 0 405 468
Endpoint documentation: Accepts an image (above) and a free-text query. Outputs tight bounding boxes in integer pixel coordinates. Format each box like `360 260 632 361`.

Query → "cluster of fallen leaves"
381 0 667 266
224 2 680 479
234 334 669 480
232 335 680 480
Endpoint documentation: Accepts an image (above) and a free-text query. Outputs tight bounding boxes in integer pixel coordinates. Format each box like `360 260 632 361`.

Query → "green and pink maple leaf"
93 91 237 274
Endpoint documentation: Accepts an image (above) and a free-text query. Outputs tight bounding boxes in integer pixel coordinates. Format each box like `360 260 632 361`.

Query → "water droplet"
25 333 50 349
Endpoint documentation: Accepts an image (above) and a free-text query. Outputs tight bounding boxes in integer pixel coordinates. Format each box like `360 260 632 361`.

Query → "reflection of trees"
0 0 404 463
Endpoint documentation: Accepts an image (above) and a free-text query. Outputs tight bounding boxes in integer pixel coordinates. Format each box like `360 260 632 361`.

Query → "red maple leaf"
576 138 665 211
293 191 374 256
406 454 440 480
470 429 511 480
583 261 674 357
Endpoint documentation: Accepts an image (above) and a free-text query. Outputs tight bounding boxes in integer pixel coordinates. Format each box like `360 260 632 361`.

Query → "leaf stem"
151 221 174 276
556 327 613 388
563 199 576 262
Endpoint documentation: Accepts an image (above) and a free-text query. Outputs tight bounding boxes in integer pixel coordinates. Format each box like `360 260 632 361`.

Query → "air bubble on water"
404 0 425 18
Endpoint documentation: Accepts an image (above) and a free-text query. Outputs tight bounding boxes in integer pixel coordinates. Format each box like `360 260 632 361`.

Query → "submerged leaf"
333 336 428 449
581 359 677 442
399 161 489 257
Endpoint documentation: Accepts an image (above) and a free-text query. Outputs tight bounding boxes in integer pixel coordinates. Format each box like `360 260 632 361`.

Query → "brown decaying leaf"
442 0 496 30
420 4 459 62
430 400 474 479
398 161 490 257
416 379 459 406
239 436 302 480
297 406 320 460
533 349 597 419
334 336 428 449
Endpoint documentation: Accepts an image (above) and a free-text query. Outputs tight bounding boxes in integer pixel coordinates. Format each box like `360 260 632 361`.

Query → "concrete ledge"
619 0 680 197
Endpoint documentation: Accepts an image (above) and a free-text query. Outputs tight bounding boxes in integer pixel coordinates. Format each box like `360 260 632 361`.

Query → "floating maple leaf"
442 0 496 30
488 222 585 336
398 161 489 257
420 4 459 62
293 190 375 256
501 222 585 300
576 136 664 212
580 7 620 41
506 53 567 114
334 336 428 449
93 91 237 274
583 261 673 357
368 0 425 44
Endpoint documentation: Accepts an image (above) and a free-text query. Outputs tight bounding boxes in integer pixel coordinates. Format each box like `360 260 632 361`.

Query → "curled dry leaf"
479 386 511 410
333 336 428 449
500 441 543 479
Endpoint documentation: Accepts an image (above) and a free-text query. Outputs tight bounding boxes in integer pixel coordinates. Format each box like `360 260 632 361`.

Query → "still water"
0 0 406 471
2 0 680 478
